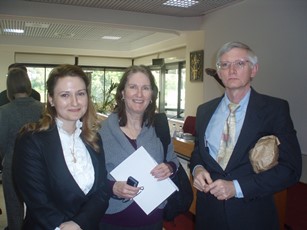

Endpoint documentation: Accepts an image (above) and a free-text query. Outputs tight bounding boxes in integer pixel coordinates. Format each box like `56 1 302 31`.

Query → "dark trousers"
2 159 24 230
99 221 163 230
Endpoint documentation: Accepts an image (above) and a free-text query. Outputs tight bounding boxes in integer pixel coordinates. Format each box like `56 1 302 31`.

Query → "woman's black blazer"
14 125 110 230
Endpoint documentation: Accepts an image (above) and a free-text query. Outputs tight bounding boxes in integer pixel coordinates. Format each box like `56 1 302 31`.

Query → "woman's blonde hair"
21 64 100 152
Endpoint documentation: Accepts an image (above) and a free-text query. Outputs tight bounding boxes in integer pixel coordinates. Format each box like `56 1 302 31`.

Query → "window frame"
22 62 185 119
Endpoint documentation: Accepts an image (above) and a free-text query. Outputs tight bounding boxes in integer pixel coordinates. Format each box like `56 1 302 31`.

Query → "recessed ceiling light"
102 36 121 40
54 32 75 38
163 0 199 8
3 28 24 33
25 22 50 29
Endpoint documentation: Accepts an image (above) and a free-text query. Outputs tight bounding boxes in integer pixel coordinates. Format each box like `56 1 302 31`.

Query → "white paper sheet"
110 146 178 215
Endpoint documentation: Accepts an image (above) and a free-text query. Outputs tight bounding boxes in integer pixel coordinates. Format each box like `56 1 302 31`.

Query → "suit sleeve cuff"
192 165 204 177
233 180 244 198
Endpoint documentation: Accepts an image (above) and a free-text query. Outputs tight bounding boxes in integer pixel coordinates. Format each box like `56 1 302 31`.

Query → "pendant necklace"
70 133 77 163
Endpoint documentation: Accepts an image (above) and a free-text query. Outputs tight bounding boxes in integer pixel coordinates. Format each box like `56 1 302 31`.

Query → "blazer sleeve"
14 131 67 229
0 108 6 156
239 99 302 199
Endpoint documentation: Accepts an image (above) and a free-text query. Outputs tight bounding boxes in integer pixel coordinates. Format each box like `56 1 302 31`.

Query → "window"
24 62 185 118
151 62 185 119
82 67 124 113
27 66 54 102
25 65 124 113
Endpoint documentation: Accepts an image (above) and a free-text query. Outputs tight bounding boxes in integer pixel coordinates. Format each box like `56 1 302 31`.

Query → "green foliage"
95 81 118 114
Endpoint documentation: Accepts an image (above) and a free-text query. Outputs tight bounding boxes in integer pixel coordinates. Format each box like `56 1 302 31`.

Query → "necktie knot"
228 103 240 114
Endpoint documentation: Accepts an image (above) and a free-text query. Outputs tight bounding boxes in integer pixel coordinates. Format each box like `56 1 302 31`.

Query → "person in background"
98 65 179 230
190 41 302 230
0 68 44 230
0 64 40 174
13 64 110 230
0 63 41 106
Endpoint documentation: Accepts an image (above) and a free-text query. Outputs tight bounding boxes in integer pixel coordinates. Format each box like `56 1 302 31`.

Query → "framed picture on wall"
190 50 204 82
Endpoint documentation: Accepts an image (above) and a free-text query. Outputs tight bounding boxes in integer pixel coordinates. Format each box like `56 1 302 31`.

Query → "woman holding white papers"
99 65 179 230
14 65 110 230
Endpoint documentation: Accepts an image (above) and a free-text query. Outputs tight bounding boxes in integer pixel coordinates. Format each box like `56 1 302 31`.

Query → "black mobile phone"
127 176 138 187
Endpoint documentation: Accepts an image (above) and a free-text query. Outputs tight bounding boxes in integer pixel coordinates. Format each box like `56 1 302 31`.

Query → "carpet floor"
285 182 307 230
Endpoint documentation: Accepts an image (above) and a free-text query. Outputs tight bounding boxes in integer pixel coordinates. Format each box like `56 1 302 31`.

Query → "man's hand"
207 179 236 200
193 166 213 192
193 166 236 200
59 221 82 230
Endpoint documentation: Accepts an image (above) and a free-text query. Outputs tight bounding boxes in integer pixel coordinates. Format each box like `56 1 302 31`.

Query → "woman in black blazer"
14 64 110 230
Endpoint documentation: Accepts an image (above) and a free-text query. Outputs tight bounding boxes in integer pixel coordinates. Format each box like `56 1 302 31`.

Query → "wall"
134 47 186 66
184 31 205 117
0 46 15 89
201 0 307 182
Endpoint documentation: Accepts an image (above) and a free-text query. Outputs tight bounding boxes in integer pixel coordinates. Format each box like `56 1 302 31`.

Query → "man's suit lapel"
226 89 266 171
198 97 223 171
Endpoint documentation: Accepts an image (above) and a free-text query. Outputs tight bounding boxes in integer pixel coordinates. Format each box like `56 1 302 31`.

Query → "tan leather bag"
249 135 280 173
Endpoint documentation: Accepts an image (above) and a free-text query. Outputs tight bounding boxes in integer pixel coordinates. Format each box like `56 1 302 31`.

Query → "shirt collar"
55 118 83 136
222 89 251 112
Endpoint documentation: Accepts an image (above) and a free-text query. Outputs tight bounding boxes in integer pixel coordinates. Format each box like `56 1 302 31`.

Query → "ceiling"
0 0 243 55
24 0 239 17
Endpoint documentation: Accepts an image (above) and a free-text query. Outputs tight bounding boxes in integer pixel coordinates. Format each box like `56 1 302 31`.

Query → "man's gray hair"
216 41 258 66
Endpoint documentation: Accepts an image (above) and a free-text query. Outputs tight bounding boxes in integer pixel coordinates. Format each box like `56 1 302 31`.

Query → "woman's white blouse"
56 118 95 195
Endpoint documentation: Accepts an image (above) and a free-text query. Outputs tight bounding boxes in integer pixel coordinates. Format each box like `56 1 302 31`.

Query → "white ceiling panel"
0 0 243 53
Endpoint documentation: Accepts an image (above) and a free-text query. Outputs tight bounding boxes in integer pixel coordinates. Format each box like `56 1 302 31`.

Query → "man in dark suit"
0 63 41 106
190 41 302 230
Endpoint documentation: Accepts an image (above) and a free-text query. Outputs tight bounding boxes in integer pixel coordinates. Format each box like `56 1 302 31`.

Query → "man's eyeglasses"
216 60 251 70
